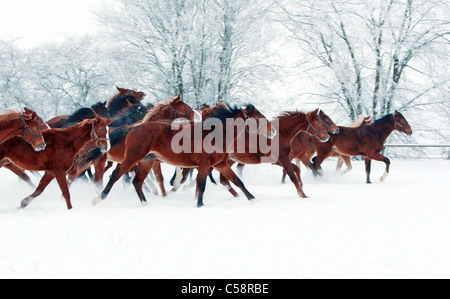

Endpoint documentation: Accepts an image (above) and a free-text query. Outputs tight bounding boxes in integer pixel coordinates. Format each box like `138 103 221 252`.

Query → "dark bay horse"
0 107 46 151
0 115 112 209
68 95 198 194
224 109 339 198
94 104 274 208
311 110 412 183
46 87 146 128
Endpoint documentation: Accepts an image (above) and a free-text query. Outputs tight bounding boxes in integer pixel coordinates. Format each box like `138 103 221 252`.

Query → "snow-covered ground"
0 159 449 279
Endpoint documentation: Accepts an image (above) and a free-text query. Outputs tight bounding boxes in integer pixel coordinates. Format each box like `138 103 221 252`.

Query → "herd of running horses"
0 87 413 209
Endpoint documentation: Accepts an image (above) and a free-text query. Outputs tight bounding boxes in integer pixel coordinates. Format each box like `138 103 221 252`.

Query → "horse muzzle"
267 128 278 140
321 134 330 143
100 144 110 154
34 142 47 152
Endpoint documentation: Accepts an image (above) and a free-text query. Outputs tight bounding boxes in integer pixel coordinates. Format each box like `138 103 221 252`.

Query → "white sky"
0 0 102 48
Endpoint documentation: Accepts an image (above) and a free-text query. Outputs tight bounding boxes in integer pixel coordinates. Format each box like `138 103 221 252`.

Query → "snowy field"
0 159 449 279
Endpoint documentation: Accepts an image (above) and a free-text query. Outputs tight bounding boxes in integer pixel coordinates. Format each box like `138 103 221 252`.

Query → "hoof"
20 198 32 209
93 195 103 206
380 171 389 182
197 203 204 208
141 201 149 207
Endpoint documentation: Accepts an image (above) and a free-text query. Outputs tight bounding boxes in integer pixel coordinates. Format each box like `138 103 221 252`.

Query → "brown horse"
311 110 412 183
0 114 112 209
46 87 145 128
224 109 339 198
0 107 47 151
94 103 274 207
68 95 199 194
283 114 372 181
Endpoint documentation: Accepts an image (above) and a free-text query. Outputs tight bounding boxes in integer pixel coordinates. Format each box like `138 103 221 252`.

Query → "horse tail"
72 146 103 171
110 126 132 148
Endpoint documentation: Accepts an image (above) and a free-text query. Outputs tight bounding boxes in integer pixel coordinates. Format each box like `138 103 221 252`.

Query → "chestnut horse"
311 110 412 183
0 114 112 209
283 114 372 181
0 107 46 151
93 104 273 207
224 109 339 198
68 95 198 194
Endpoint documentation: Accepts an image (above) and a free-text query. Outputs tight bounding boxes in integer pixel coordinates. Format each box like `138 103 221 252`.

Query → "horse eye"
318 122 322 125
101 128 105 131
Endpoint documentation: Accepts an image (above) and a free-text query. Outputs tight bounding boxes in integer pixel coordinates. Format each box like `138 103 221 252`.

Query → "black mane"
107 93 139 118
212 103 253 122
374 114 393 124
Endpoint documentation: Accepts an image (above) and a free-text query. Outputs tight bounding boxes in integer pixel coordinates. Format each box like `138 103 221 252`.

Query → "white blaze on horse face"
193 109 202 123
106 126 111 152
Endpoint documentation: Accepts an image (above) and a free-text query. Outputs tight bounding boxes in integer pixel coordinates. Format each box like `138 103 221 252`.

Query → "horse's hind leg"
94 159 140 205
20 172 54 209
219 173 239 197
336 156 344 171
340 155 353 176
282 169 287 184
5 164 35 188
132 160 156 205
55 171 73 210
236 163 245 177
152 161 167 197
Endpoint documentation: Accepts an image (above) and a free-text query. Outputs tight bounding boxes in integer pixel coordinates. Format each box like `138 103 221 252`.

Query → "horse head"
394 110 412 136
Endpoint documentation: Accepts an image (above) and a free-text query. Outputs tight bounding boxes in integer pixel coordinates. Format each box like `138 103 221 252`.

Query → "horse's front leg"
278 158 308 198
93 157 144 205
366 152 391 182
54 171 73 210
214 160 255 201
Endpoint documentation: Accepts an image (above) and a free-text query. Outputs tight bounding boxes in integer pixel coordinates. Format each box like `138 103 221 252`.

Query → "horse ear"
309 109 319 118
172 94 181 102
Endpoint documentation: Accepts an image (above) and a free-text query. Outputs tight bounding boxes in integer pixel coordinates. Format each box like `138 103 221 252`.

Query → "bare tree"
0 39 32 110
276 0 450 123
28 36 112 117
97 0 277 107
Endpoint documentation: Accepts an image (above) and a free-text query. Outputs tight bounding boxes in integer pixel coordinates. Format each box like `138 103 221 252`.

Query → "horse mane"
141 102 169 122
374 114 393 124
0 110 20 123
106 93 139 117
276 110 307 121
110 103 150 127
212 103 248 122
65 107 96 125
